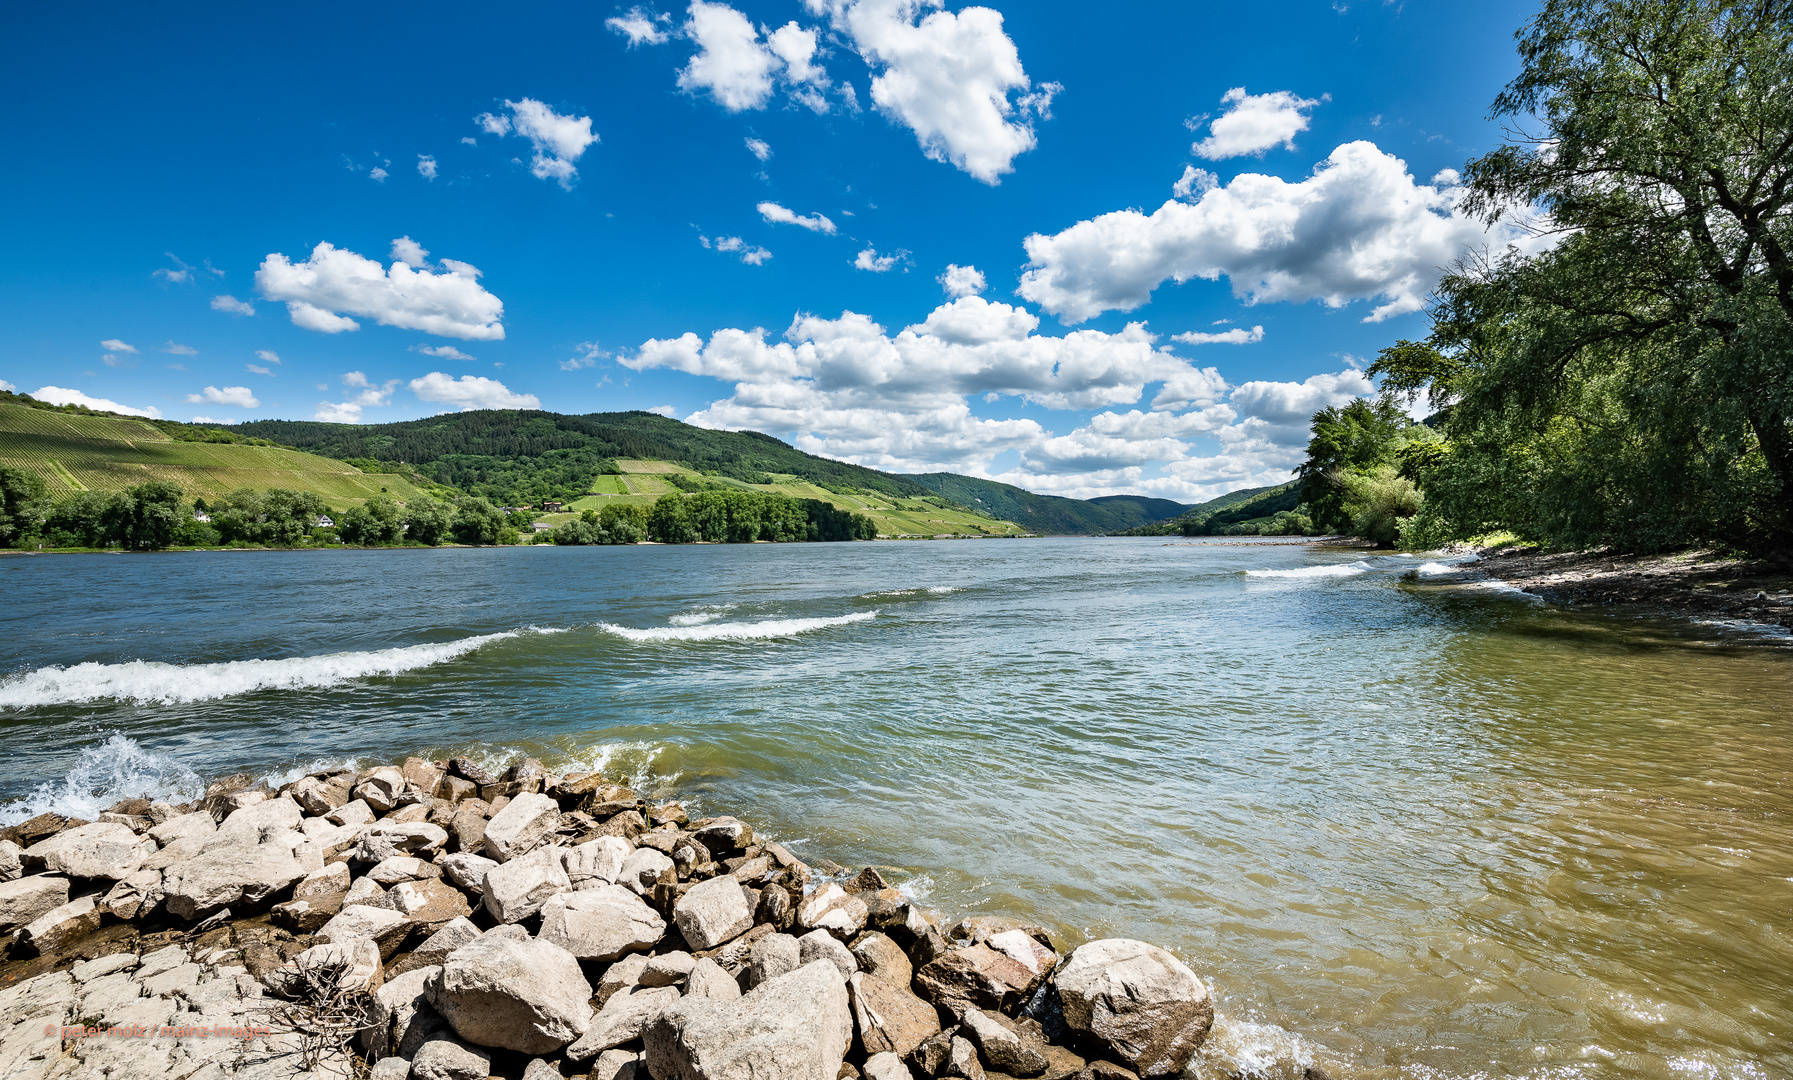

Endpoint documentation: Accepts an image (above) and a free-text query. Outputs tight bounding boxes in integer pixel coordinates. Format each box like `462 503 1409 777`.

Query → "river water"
2 539 1788 1078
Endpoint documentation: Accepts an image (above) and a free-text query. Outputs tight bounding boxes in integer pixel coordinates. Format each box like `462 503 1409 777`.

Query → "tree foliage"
552 503 652 545
1398 0 1793 556
642 492 876 544
211 489 330 547
0 465 50 546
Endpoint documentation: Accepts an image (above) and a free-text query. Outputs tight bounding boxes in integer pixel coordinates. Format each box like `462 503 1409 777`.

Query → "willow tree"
1386 0 1793 556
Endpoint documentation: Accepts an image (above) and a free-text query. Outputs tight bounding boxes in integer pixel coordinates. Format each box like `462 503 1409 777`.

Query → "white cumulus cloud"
938 263 986 297
745 137 773 161
211 295 256 316
1172 325 1263 346
254 241 505 340
100 339 138 354
677 3 837 113
1193 88 1325 159
255 349 281 364
411 343 475 361
185 385 259 409
409 372 542 412
702 235 773 265
417 155 438 180
854 246 908 272
1019 141 1539 324
758 201 836 233
476 99 599 188
161 341 199 355
246 364 274 377
808 0 1057 183
31 386 162 418
608 5 673 45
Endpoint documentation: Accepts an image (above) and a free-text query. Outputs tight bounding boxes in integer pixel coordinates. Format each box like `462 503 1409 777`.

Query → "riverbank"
0 760 1286 1080
1473 545 1793 630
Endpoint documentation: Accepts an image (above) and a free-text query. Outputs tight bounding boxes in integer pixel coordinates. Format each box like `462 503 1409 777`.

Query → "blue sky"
0 0 1540 501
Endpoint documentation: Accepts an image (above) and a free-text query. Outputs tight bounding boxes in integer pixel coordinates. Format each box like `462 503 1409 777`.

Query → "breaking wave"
0 735 204 825
1244 562 1372 579
669 604 738 627
598 611 879 642
0 630 545 709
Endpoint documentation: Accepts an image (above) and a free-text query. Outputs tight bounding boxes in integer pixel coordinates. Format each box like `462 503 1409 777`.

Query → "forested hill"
234 409 1196 534
908 473 1188 534
1119 480 1303 536
236 411 932 501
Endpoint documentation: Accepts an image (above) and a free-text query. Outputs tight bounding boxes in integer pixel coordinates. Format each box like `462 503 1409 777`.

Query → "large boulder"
481 844 571 924
539 884 666 961
362 965 446 1059
161 841 310 919
564 985 682 1061
265 936 384 996
617 847 673 895
389 879 474 924
847 971 940 1058
796 883 868 939
215 797 303 842
914 944 1044 1014
22 822 149 881
1053 939 1213 1078
642 959 851 1080
483 792 561 862
673 876 754 951
146 811 216 847
797 929 856 983
411 1037 491 1080
102 869 164 920
441 852 498 892
564 835 633 888
749 933 800 988
0 873 71 932
429 933 594 1054
19 895 103 953
959 1009 1048 1077
355 822 449 862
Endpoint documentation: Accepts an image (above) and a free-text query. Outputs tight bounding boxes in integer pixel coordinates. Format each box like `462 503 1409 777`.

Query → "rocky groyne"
0 758 1249 1080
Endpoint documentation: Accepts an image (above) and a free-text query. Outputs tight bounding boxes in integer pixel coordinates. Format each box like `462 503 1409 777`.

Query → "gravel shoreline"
1471 546 1793 631
0 760 1304 1080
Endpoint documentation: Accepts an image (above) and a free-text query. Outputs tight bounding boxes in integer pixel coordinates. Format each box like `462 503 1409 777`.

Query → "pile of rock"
0 758 1217 1080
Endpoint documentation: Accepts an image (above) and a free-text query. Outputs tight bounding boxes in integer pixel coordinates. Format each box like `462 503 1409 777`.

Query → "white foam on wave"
1244 561 1372 579
669 604 738 627
1192 1017 1320 1080
0 630 549 710
1415 561 1460 577
598 610 878 642
0 735 204 825
861 586 961 598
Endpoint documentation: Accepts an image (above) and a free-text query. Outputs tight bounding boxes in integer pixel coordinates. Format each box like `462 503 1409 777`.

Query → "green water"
2 539 1787 1077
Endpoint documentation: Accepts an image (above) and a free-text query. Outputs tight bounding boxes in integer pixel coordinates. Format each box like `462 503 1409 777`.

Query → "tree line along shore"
0 757 1277 1080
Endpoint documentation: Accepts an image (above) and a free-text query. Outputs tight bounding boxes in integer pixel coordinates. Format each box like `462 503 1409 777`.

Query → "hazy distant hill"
908 473 1188 535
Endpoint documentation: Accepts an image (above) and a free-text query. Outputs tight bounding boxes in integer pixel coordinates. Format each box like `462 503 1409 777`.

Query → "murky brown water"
4 540 1789 1077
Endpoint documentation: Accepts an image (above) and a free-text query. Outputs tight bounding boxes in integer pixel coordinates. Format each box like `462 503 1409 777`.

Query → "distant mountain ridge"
908 473 1188 534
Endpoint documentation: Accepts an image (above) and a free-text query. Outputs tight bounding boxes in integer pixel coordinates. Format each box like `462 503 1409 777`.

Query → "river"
2 538 1788 1078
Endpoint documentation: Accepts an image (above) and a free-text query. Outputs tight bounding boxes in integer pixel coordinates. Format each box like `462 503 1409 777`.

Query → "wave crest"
1245 562 1372 579
0 631 532 709
599 611 878 642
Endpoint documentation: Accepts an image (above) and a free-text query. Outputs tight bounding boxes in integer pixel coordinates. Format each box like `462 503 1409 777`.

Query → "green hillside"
236 411 935 503
908 474 1188 535
0 400 435 508
547 459 1024 538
